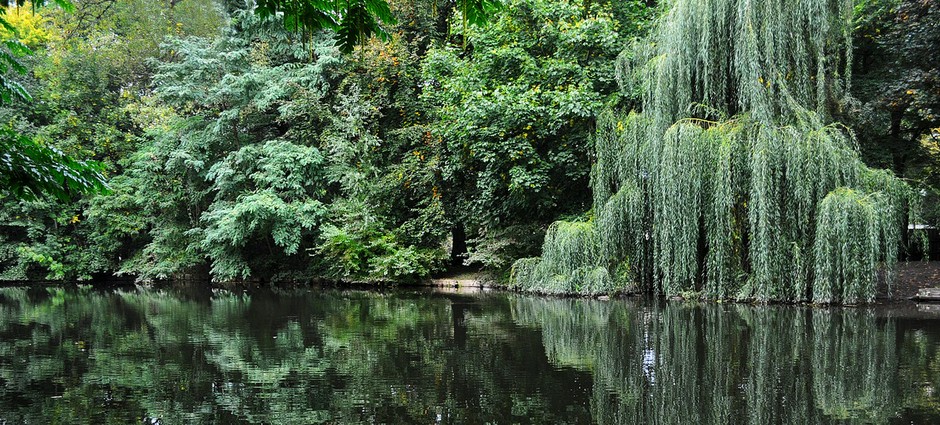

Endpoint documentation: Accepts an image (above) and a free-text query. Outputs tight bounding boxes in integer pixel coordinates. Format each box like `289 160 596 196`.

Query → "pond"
0 286 938 424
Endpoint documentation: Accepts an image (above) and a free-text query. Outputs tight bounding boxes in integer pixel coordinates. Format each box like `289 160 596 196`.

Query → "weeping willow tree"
510 222 615 295
512 0 917 303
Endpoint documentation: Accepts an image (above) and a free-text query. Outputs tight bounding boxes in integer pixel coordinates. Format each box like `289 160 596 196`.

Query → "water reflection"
513 298 940 424
0 287 937 423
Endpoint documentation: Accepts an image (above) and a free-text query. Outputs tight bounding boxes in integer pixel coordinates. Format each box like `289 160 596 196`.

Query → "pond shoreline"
430 261 940 304
1 261 937 308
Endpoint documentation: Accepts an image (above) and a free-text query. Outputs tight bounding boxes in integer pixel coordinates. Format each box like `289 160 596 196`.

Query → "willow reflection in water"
512 298 939 424
0 287 937 424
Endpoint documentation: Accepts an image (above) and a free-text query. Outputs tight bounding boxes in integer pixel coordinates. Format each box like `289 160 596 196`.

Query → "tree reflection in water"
0 287 937 424
512 298 938 424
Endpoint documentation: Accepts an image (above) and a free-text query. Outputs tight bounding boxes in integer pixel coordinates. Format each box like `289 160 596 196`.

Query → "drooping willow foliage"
511 0 917 303
510 221 615 295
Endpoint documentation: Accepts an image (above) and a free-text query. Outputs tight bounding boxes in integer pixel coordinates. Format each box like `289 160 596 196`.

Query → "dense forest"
0 0 937 302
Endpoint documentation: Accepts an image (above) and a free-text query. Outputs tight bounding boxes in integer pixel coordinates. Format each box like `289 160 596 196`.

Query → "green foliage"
1 0 931 289
83 6 450 282
509 220 619 294
0 1 109 280
201 189 326 281
317 222 443 282
459 0 502 27
110 14 341 281
813 188 899 303
0 0 110 203
626 0 854 127
464 224 545 270
0 37 30 104
254 0 399 53
424 0 641 265
0 1 73 11
254 0 504 53
0 197 105 280
0 0 652 283
848 0 940 226
0 0 225 279
0 127 107 201
0 2 47 105
513 0 916 303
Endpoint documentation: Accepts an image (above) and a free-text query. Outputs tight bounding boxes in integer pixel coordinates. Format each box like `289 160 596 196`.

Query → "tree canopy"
255 0 502 52
0 0 108 202
0 0 935 305
511 0 926 303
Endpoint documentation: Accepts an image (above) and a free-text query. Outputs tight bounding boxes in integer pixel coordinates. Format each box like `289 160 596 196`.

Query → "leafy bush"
316 223 445 282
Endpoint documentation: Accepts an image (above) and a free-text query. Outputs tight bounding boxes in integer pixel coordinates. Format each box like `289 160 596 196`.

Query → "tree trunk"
451 224 467 267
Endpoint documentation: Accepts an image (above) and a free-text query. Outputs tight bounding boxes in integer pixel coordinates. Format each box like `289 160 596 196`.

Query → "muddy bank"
885 261 940 300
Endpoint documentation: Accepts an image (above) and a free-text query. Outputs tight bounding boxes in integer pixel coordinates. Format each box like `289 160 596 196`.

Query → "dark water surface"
1 286 939 424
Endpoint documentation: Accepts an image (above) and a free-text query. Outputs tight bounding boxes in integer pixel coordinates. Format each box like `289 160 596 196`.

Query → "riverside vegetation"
0 0 938 304
510 0 930 304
